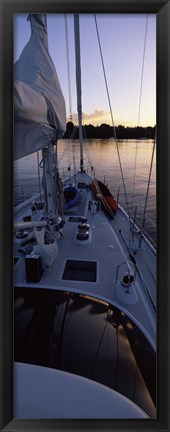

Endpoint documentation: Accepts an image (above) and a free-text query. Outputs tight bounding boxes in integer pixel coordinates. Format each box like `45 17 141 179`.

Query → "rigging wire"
57 294 71 368
94 14 130 219
82 121 94 174
64 14 73 121
44 146 56 217
132 15 149 211
37 150 42 202
54 144 65 220
139 134 156 246
90 318 108 379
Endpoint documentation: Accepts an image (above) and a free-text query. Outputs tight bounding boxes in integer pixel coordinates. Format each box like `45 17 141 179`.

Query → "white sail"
14 14 66 160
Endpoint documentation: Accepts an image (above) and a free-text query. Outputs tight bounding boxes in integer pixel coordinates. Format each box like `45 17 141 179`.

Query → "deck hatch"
68 216 85 222
62 259 97 282
77 182 87 189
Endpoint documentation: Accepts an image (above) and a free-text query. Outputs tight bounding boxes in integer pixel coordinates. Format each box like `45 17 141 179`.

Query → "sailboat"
13 14 156 419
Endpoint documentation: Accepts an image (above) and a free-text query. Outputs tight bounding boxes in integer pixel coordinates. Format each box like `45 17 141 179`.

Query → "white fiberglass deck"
14 173 156 349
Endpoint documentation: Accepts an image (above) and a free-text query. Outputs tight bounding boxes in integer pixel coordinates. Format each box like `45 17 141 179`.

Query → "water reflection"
14 139 156 242
14 287 156 418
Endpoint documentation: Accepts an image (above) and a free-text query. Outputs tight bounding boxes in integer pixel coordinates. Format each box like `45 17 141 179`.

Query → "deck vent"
62 260 97 282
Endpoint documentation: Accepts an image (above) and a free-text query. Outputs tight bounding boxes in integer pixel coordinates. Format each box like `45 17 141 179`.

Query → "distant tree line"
63 121 156 140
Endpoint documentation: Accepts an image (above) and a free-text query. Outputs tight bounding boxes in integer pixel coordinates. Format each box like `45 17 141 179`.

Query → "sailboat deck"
14 181 156 347
13 12 157 420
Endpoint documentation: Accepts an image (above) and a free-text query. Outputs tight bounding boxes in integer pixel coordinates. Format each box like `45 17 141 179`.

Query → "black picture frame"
0 0 169 431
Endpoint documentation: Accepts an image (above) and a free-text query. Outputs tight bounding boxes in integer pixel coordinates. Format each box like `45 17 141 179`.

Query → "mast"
74 14 84 173
43 142 58 231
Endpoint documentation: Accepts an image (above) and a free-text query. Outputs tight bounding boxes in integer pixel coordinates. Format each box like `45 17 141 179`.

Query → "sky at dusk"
14 13 156 128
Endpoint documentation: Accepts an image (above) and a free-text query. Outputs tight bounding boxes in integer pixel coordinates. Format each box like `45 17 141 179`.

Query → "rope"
132 16 149 211
94 14 130 219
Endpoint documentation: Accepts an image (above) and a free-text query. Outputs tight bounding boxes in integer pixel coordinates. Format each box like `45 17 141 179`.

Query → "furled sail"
14 14 66 160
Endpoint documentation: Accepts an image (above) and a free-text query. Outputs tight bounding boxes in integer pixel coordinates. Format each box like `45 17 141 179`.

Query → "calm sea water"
14 139 156 245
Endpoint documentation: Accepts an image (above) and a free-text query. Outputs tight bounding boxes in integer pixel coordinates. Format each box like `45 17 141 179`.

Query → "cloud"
67 109 111 126
67 109 131 127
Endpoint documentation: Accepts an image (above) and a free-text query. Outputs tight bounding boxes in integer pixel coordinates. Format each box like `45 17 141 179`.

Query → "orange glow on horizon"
67 110 155 128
